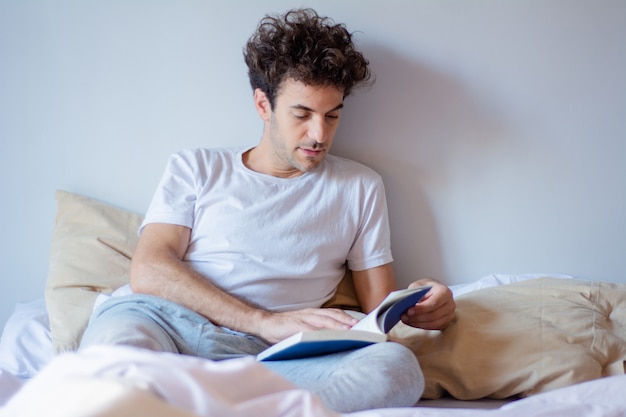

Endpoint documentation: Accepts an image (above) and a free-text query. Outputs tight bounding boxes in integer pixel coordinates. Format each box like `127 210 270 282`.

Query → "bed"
1 190 625 417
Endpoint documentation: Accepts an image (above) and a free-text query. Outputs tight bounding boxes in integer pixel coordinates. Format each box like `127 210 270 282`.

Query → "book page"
351 286 431 333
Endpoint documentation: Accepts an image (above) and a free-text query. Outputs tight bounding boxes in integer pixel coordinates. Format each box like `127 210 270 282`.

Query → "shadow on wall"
333 44 507 285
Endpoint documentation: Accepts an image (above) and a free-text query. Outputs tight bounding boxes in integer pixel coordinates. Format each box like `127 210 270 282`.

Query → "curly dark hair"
243 8 372 108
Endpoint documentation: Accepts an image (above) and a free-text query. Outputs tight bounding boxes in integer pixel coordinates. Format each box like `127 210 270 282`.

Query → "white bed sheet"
6 273 617 417
2 344 625 417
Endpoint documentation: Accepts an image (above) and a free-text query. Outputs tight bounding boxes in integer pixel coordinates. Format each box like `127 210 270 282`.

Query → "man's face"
266 78 344 176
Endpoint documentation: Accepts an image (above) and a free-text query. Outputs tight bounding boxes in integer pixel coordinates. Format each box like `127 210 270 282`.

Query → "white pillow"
0 299 53 377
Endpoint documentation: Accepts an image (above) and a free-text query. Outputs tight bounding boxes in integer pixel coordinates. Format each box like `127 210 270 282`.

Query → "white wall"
1 0 624 328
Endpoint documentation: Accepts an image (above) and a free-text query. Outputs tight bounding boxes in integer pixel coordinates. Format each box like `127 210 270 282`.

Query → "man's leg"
80 295 179 353
263 342 424 413
80 294 268 359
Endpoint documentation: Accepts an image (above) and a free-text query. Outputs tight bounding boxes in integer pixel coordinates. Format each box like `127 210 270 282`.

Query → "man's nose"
308 118 327 143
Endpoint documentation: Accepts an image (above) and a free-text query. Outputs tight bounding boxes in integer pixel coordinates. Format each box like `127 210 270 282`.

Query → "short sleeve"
346 175 393 271
140 151 199 234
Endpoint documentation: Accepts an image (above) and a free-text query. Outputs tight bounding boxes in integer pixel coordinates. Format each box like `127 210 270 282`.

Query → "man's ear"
254 88 272 121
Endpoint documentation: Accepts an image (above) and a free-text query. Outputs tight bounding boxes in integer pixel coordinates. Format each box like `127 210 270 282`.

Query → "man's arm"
351 264 456 330
130 223 358 344
351 263 398 313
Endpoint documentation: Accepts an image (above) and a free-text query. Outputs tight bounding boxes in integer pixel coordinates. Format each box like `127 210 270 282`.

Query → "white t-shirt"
140 147 393 312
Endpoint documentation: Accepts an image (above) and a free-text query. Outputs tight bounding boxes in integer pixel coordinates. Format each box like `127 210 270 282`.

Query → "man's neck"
242 145 305 179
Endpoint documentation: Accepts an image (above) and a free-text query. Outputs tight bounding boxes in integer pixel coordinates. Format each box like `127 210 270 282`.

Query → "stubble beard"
269 118 325 175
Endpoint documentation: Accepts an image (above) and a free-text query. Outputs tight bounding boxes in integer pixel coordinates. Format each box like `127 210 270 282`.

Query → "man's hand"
258 308 359 344
401 279 456 330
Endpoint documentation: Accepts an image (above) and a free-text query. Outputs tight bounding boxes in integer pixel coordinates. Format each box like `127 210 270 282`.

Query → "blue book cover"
257 330 386 361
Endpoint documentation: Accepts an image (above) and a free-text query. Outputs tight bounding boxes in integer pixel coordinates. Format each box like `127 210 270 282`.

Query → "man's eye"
326 114 340 120
294 114 308 120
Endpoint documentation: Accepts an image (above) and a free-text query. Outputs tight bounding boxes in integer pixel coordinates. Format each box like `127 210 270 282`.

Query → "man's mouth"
299 147 324 157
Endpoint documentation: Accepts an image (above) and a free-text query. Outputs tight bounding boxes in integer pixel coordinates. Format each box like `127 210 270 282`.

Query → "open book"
257 285 431 361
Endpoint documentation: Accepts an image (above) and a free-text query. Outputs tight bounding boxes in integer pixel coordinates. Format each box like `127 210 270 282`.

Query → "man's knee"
308 342 424 412
359 342 424 407
79 299 177 353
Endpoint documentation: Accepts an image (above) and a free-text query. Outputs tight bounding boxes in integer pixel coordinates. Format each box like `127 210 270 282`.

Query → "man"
81 8 456 412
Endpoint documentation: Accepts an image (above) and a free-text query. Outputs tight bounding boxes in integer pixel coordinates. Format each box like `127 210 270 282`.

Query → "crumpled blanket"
0 345 338 417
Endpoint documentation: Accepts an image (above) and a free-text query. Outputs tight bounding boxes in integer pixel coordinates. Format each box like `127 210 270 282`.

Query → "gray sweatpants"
80 294 424 413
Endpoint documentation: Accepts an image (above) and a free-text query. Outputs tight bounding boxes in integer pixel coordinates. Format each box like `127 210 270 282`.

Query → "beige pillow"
321 269 361 311
45 190 144 353
390 277 626 400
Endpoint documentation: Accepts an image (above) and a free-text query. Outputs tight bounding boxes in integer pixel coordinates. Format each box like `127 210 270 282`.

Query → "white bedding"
2 345 626 417
2 274 625 416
